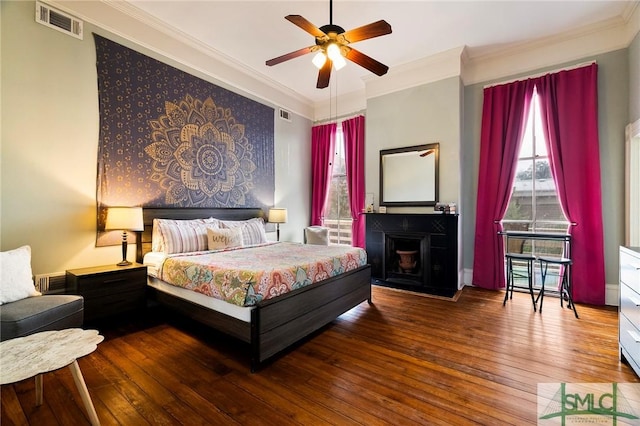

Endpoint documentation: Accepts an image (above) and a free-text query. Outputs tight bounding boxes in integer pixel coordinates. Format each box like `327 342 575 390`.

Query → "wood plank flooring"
2 285 638 425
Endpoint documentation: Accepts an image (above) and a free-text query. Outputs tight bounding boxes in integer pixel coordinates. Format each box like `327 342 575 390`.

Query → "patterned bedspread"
158 242 368 306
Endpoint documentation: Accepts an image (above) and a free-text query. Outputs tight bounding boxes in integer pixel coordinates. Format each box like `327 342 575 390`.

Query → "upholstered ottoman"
0 295 84 341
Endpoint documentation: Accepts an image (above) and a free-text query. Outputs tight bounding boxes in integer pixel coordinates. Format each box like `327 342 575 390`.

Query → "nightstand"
65 263 147 322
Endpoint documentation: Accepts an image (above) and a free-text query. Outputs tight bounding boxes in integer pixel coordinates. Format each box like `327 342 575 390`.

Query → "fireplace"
385 234 426 288
365 213 458 297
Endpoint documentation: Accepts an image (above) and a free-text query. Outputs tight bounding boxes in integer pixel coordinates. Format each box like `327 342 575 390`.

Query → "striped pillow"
153 218 218 254
219 217 268 246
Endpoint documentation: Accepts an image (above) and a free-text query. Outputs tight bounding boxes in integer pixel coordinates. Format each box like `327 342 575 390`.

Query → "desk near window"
501 230 571 258
500 230 578 317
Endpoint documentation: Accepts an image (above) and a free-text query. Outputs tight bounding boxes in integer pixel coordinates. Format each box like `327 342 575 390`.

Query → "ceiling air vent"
35 1 83 40
279 109 292 122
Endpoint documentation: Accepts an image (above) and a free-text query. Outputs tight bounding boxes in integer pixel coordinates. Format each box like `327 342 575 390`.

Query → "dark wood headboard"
135 207 266 263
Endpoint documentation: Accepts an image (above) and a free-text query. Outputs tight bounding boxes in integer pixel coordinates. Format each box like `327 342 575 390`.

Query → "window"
324 124 352 245
502 89 569 287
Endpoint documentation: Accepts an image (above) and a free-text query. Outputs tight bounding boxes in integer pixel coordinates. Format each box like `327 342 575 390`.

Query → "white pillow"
0 245 41 305
207 227 243 250
219 217 268 245
305 226 329 245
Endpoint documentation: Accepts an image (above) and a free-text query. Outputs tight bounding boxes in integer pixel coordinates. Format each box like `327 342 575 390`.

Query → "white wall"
0 1 311 274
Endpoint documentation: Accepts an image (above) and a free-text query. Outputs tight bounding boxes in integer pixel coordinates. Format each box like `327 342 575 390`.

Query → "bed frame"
135 207 372 371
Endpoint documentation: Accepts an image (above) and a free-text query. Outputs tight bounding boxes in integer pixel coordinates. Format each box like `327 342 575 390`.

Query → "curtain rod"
483 60 596 89
313 110 366 125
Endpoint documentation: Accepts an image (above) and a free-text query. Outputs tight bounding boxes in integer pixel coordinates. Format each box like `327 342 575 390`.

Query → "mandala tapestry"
94 34 274 244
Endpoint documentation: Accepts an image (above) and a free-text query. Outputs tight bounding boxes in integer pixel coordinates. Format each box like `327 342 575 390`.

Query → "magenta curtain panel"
343 115 366 248
472 80 535 290
311 123 337 226
535 64 605 305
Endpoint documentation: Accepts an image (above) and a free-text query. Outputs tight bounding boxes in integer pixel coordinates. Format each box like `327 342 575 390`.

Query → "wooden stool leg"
68 360 100 426
34 374 43 406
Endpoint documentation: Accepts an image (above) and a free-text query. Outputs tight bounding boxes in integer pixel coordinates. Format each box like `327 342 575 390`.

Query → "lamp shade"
268 208 288 224
105 207 144 231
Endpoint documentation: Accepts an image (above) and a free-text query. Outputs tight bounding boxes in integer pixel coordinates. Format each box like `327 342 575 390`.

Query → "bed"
135 207 372 371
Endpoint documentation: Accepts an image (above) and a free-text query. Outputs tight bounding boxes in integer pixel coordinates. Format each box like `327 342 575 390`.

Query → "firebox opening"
385 234 425 286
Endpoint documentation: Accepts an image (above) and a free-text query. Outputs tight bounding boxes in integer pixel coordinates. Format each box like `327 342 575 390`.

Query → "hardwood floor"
2 285 638 425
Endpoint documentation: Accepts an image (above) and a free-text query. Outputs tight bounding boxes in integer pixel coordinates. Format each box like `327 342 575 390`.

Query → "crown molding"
49 0 639 117
312 89 367 122
625 1 640 41
623 1 639 23
364 46 466 100
51 0 315 119
463 13 635 86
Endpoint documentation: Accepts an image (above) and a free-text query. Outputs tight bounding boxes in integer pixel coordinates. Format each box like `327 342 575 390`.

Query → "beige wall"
0 1 311 274
630 31 640 123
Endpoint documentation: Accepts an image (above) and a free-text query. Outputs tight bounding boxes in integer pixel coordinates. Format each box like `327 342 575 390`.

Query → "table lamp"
105 207 144 266
268 208 287 242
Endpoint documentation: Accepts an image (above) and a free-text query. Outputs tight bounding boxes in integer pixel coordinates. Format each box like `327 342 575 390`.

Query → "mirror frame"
379 143 439 207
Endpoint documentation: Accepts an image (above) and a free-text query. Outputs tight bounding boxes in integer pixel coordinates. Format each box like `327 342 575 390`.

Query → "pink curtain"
311 123 336 226
472 80 535 289
535 64 605 305
343 115 366 248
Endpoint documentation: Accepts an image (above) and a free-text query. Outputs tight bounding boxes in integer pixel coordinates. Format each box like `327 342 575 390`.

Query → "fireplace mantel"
365 213 458 296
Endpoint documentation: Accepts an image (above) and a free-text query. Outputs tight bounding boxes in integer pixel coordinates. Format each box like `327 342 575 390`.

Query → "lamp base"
117 237 131 267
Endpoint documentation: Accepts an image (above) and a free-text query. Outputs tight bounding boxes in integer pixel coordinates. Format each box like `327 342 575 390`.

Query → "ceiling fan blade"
344 48 389 76
266 46 314 66
341 20 392 43
285 15 326 38
316 59 333 89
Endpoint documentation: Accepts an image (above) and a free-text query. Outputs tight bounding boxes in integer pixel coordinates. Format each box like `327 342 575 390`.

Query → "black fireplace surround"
365 213 458 297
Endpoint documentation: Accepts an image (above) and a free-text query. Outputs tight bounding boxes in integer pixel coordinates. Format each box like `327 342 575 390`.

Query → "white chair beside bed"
304 226 329 245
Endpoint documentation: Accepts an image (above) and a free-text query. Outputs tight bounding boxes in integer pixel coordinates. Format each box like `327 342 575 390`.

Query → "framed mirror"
380 143 439 206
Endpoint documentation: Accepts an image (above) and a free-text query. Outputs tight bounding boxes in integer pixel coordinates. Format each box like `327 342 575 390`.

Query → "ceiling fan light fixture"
333 53 347 70
326 43 342 61
265 4 392 88
312 51 327 69
326 42 346 70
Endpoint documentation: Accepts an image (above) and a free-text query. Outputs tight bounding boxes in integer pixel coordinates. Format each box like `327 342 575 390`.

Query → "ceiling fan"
265 0 392 89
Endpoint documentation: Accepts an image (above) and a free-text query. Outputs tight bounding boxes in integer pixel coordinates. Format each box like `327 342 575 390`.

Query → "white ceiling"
124 1 634 105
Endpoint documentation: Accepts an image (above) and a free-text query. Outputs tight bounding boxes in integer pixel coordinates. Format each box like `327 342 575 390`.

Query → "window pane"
532 93 547 156
501 91 569 290
519 105 534 158
322 124 352 245
534 159 566 223
325 176 351 220
333 129 346 175
504 160 533 221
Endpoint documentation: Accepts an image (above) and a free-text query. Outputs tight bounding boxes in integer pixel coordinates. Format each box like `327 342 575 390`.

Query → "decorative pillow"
153 218 219 254
207 227 243 250
305 226 330 245
0 245 41 305
219 217 268 245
